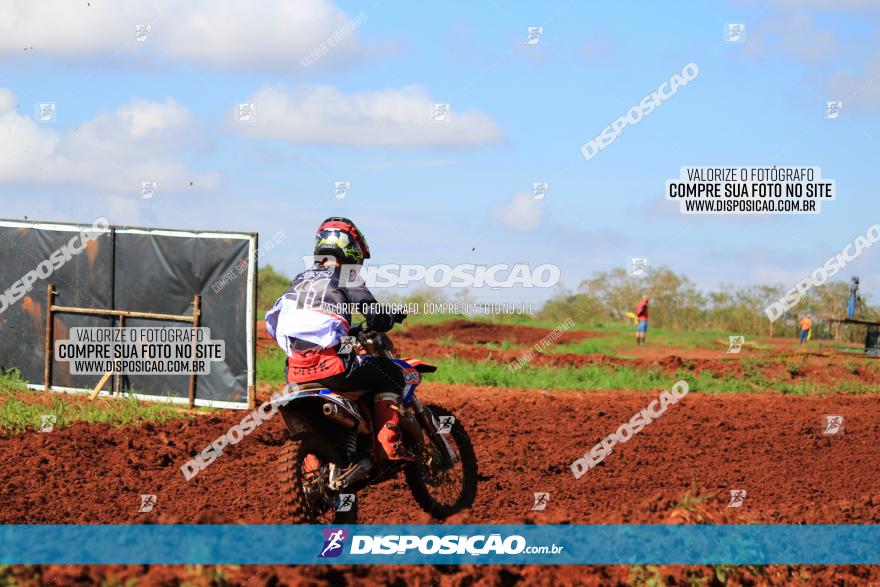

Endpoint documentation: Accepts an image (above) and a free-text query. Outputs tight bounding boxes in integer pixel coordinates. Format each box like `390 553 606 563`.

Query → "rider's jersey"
265 263 397 382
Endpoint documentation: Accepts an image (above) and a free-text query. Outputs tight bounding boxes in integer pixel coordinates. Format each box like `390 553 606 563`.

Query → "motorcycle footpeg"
328 458 372 491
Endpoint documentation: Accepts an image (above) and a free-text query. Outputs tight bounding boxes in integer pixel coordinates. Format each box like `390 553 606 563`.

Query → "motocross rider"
265 217 415 461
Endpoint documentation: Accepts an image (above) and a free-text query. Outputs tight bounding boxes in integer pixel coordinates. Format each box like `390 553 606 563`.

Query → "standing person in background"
847 276 859 319
799 315 812 344
635 295 649 345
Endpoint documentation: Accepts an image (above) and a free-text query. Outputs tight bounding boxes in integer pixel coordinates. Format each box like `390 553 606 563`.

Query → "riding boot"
374 392 417 462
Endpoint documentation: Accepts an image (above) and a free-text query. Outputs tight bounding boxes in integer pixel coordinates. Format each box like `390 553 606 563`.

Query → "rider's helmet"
314 217 371 265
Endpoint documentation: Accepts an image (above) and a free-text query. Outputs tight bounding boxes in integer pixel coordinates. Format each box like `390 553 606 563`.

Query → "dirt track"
6 321 880 585
2 382 880 585
3 384 879 525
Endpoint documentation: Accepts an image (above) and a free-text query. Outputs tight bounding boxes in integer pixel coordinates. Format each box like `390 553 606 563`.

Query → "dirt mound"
256 320 275 351
395 343 880 389
401 319 599 345
259 318 600 352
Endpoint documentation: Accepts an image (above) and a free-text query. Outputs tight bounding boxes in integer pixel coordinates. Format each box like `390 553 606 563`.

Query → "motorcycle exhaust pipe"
323 402 357 429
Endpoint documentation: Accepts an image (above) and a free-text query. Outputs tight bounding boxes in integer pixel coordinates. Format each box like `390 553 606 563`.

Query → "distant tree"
258 264 292 312
539 291 604 325
538 266 876 341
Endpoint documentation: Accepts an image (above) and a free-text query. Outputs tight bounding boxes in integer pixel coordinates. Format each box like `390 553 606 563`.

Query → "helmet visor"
314 229 364 263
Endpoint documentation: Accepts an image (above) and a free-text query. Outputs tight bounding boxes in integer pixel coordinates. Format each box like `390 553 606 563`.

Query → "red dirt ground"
397 333 878 388
403 319 601 345
259 319 880 387
14 321 878 584
257 318 598 349
2 383 880 585
371 320 872 383
10 562 880 586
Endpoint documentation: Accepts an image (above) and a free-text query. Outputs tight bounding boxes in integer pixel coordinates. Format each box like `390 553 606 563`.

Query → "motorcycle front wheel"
405 404 478 519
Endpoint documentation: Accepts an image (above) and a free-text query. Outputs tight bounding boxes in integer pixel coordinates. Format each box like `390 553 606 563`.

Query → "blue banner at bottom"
0 525 877 565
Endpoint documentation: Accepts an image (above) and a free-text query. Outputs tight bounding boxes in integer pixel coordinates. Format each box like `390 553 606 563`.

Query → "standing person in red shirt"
635 295 649 345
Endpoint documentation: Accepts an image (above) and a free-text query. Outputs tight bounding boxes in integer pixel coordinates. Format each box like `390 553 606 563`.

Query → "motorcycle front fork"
408 395 458 468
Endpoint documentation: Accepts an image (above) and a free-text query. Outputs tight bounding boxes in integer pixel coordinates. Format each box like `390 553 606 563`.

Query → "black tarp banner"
0 219 256 409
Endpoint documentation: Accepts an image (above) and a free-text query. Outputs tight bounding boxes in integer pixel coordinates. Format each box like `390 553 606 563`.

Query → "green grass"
398 310 598 330
402 317 746 356
401 314 761 357
258 347 288 383
397 310 472 326
0 368 27 392
258 346 675 391
548 323 756 356
256 345 878 395
546 326 633 355
0 368 196 434
483 340 516 351
0 389 194 434
431 357 671 391
684 366 878 395
428 357 879 395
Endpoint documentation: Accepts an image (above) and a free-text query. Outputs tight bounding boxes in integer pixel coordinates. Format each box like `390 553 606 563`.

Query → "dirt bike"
272 324 478 523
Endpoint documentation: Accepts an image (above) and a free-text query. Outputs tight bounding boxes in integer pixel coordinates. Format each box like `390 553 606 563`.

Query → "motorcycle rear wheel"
279 436 358 524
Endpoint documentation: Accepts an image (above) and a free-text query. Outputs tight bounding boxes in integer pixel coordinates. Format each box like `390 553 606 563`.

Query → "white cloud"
775 0 880 8
825 54 880 111
743 12 843 63
735 6 880 112
0 0 374 70
233 85 504 147
733 0 880 9
493 193 542 231
0 88 219 193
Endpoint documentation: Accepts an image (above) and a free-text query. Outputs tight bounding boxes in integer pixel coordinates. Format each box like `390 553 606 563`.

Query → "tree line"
538 266 877 341
259 264 876 342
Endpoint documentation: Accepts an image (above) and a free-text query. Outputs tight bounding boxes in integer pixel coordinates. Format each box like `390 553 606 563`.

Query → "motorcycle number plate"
402 367 420 385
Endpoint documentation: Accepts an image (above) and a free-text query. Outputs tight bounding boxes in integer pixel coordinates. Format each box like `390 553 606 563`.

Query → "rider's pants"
316 356 409 460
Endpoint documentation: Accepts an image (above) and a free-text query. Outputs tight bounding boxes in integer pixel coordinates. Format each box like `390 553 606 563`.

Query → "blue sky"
1 0 878 304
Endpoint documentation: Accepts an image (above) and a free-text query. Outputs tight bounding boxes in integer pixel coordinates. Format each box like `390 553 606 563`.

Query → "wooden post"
43 283 55 391
89 371 113 401
188 294 201 408
113 315 125 395
42 287 211 405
